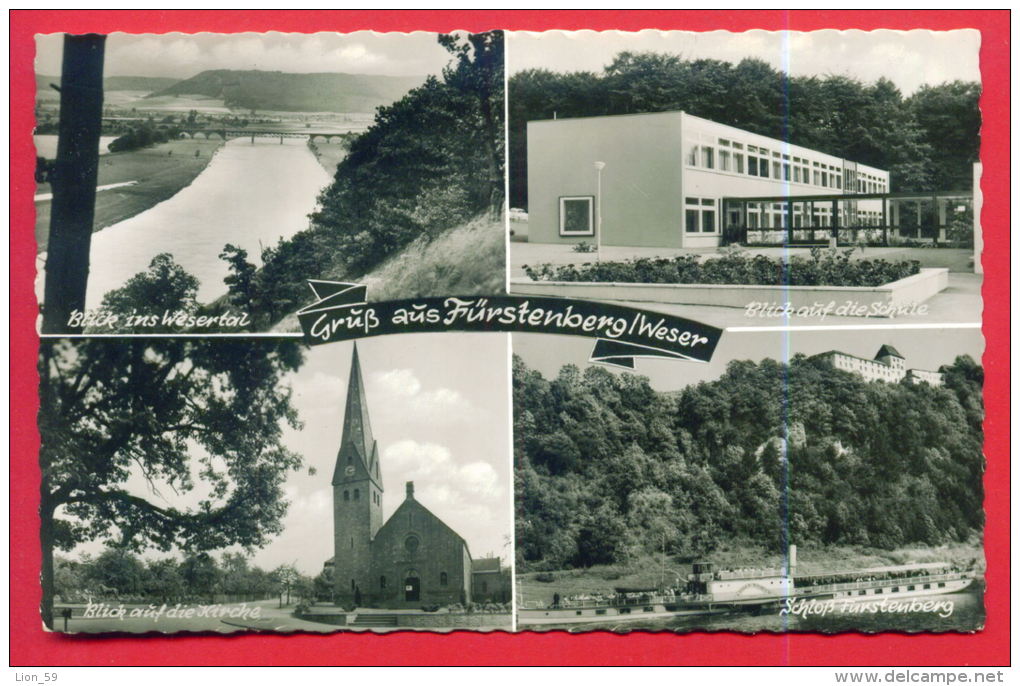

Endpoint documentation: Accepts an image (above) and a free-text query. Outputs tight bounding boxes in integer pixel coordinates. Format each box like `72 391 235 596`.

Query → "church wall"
368 501 471 608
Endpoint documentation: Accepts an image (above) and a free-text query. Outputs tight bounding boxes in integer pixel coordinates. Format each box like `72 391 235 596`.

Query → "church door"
404 572 420 602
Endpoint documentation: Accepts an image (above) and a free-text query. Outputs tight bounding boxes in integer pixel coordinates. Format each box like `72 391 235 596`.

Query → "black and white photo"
35 30 506 335
39 334 513 633
507 30 981 327
512 328 985 632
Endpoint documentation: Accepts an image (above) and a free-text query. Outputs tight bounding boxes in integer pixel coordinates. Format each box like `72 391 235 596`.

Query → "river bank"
307 140 347 177
518 540 985 607
34 138 224 253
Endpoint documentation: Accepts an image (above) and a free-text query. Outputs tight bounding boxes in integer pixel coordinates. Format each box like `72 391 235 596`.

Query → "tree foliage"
509 53 980 206
53 547 301 605
38 338 305 625
514 354 984 572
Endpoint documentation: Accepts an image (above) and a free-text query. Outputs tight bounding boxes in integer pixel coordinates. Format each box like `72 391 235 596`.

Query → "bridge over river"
177 128 362 144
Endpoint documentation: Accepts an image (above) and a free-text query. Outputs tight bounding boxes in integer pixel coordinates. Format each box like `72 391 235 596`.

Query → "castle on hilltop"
812 344 943 386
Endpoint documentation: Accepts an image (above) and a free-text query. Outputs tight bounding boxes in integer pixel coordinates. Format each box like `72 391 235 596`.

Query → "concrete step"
351 614 398 627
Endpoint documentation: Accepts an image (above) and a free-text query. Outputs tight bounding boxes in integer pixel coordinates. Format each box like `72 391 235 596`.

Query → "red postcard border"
9 10 1010 667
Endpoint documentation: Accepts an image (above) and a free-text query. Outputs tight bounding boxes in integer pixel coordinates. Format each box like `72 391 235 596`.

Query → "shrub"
572 241 596 253
523 248 920 288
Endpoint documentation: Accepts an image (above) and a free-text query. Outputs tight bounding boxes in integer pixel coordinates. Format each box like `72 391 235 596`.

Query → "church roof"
332 343 382 487
472 558 501 573
875 344 904 359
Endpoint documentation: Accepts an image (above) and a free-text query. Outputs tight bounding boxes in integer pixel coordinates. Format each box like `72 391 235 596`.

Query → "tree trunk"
477 92 503 220
40 499 56 630
42 34 106 334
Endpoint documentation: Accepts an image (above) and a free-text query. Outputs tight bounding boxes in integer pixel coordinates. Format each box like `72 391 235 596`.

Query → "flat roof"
723 190 973 203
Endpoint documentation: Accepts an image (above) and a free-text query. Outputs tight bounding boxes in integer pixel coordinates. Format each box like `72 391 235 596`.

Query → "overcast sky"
35 31 449 79
512 327 984 392
508 29 980 95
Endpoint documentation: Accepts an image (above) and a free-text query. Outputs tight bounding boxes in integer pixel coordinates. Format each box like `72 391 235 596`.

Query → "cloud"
371 368 484 426
383 439 501 502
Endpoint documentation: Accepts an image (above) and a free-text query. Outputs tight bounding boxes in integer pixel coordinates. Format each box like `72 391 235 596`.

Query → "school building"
526 111 967 249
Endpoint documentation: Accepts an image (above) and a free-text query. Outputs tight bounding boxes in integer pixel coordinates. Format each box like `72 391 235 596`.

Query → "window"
380 576 387 589
747 156 759 176
559 196 594 236
354 488 360 501
440 572 448 586
759 157 769 178
700 146 714 169
685 197 716 234
773 161 781 179
685 140 698 166
718 149 731 171
793 167 801 183
734 152 745 174
404 535 420 553
343 490 350 502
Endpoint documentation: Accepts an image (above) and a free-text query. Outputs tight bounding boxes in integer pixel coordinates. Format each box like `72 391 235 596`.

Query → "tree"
37 338 305 627
42 34 106 334
88 548 146 597
181 552 221 603
90 253 200 333
438 31 505 217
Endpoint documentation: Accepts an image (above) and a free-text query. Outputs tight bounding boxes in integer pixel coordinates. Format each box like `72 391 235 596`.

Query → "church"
327 344 491 609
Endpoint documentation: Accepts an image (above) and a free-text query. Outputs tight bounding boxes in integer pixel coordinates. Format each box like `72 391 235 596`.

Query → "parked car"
509 207 528 222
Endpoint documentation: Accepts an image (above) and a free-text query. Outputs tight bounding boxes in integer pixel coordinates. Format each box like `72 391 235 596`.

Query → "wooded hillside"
514 353 984 571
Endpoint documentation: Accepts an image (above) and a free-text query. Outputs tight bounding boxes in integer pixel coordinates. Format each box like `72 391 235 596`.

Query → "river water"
530 588 985 634
38 137 331 309
34 135 118 159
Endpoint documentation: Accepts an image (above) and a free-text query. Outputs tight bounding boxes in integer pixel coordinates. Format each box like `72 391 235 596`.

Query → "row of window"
559 195 889 237
341 488 380 505
684 134 888 193
851 582 946 597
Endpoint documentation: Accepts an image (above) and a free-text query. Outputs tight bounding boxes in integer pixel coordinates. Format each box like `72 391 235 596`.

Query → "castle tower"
332 343 384 606
875 344 906 371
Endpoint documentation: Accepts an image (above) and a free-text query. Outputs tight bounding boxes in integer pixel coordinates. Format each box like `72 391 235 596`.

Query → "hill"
35 74 180 95
147 69 424 112
514 353 984 571
270 215 505 332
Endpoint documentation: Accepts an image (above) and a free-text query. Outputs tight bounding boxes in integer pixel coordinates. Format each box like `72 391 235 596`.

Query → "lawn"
34 138 224 253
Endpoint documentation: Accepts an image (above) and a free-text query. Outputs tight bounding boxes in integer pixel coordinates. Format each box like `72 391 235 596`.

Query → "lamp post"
594 161 606 262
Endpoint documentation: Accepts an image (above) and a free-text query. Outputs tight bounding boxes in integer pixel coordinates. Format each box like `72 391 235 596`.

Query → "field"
517 540 985 606
34 138 223 253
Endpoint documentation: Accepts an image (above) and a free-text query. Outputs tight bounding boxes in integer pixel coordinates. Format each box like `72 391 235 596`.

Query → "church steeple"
332 342 382 487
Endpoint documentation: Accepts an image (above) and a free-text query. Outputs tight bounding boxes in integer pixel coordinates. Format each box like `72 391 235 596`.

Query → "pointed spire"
342 342 375 462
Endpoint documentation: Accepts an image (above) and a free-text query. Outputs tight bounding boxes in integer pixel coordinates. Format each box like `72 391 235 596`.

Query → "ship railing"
524 594 678 610
794 573 964 595
715 569 784 580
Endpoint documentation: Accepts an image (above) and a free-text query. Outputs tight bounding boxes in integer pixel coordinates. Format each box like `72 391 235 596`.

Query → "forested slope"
514 353 984 571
